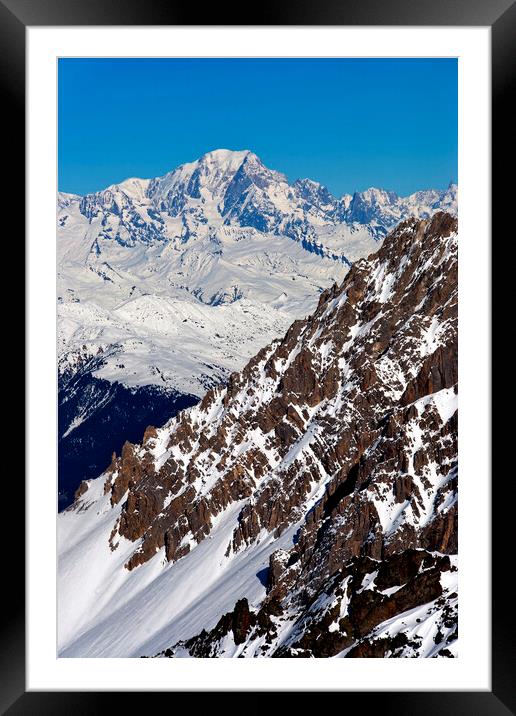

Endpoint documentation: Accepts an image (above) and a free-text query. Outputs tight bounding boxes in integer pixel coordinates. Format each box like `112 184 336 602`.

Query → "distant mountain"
57 149 457 507
61 148 457 256
58 212 458 658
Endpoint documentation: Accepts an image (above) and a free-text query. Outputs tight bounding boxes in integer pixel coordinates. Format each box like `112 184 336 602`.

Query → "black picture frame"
3 0 513 712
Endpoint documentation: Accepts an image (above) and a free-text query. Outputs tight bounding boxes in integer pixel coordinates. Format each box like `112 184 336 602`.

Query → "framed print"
3 0 513 711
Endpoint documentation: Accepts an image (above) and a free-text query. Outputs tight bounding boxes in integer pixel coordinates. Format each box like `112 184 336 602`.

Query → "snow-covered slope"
58 149 457 395
57 149 457 507
58 213 458 658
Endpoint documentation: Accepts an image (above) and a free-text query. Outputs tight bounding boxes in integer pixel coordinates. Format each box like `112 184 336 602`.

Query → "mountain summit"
66 148 457 251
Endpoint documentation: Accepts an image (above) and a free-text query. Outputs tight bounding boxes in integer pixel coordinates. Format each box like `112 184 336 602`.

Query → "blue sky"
58 58 457 197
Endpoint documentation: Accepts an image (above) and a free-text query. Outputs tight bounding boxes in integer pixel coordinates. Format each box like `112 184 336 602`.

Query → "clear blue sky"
58 58 457 197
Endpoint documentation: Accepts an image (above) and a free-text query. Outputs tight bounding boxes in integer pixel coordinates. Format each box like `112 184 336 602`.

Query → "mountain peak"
65 148 457 256
108 177 151 201
199 148 253 169
357 187 399 202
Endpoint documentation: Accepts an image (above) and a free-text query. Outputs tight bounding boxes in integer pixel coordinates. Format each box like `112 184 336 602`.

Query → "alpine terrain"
58 211 458 658
57 149 457 508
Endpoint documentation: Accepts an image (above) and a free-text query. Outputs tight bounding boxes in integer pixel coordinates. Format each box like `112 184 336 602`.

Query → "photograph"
56 56 459 659
0 0 508 701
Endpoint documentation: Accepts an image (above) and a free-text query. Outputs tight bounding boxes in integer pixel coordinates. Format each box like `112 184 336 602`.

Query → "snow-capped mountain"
57 149 457 507
58 212 458 658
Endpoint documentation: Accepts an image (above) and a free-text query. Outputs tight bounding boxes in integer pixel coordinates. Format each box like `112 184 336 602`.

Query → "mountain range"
57 149 457 508
58 211 458 658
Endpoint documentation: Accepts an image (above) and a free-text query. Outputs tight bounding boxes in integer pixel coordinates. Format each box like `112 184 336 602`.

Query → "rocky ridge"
57 150 457 508
61 211 458 658
159 550 458 658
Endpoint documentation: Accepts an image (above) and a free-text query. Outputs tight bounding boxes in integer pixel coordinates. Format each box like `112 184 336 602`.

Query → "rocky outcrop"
74 480 89 501
71 212 458 657
58 365 198 510
156 550 457 658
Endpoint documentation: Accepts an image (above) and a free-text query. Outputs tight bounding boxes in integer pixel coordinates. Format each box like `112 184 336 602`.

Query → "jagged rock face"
66 212 458 657
99 212 457 578
157 550 458 658
58 151 457 517
78 180 165 247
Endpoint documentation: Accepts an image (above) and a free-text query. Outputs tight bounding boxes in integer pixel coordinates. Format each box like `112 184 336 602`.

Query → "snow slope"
58 148 457 397
58 213 458 658
57 150 457 506
58 475 300 657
